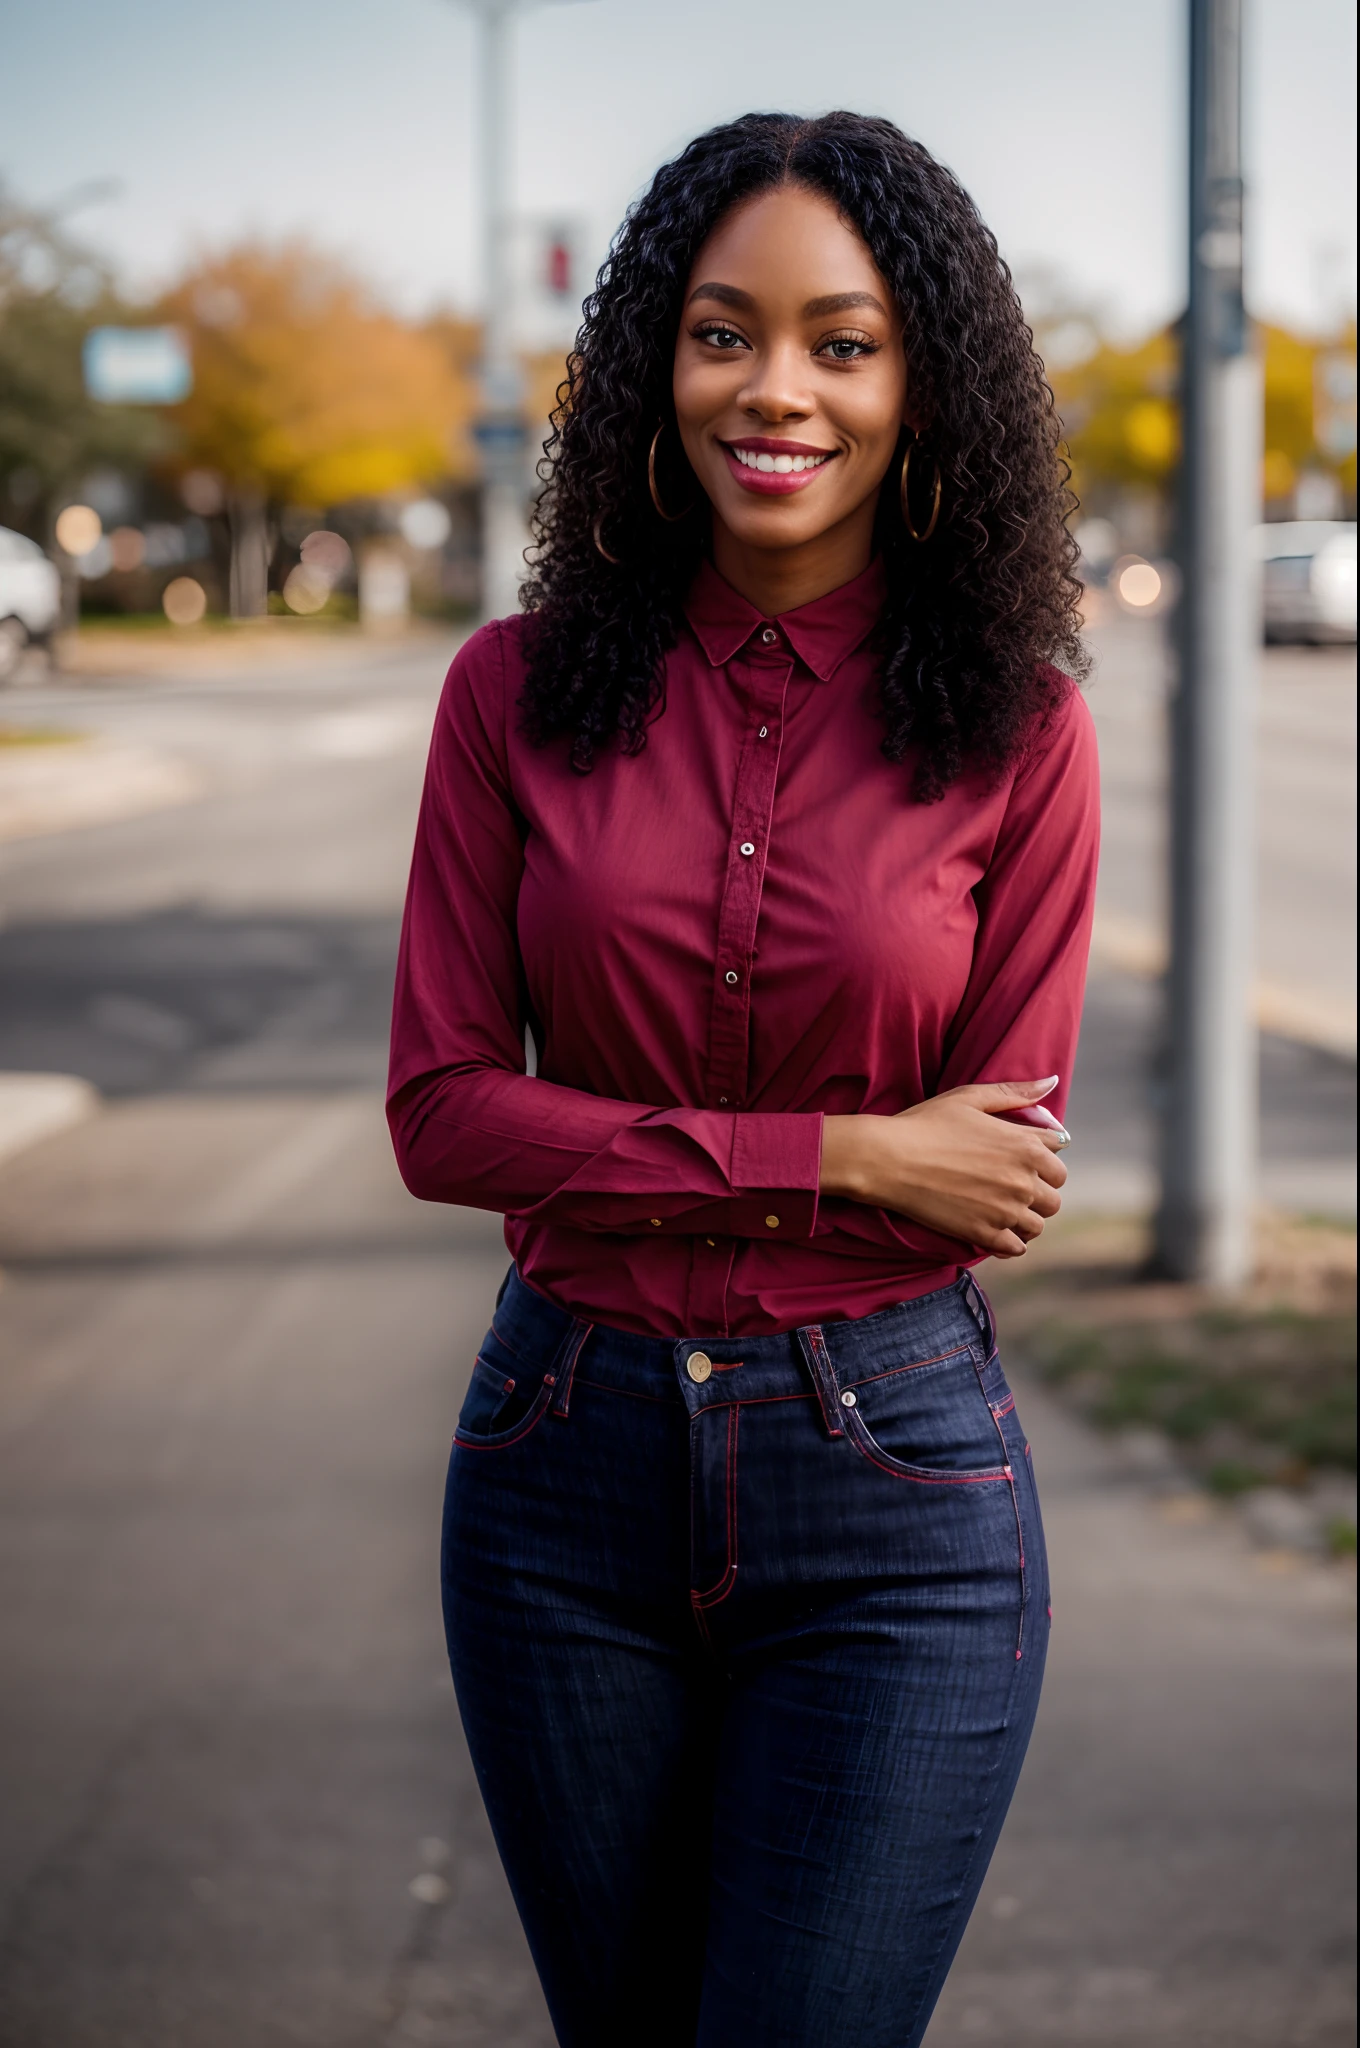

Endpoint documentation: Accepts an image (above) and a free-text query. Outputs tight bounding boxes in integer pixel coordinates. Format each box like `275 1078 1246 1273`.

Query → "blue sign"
472 417 530 450
83 326 193 405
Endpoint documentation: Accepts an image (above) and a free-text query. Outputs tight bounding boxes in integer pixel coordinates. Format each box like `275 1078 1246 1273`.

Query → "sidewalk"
0 1090 1352 2047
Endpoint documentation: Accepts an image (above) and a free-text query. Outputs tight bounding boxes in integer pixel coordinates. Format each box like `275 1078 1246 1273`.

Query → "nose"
735 339 814 424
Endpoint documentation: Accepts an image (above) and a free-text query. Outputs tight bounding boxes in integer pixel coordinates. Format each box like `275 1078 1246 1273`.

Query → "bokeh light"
54 504 102 557
399 498 452 551
162 576 208 625
299 530 353 578
180 469 225 517
108 526 147 572
1116 557 1164 609
283 563 333 614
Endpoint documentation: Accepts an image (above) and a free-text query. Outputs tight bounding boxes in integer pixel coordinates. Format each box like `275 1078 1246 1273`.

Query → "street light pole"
452 0 585 621
468 0 530 623
1154 0 1261 1286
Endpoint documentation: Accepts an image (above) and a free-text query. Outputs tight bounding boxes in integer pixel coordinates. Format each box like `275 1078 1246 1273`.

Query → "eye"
817 333 878 362
694 323 750 352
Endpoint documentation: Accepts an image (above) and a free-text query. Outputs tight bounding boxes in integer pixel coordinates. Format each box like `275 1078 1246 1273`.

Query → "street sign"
472 417 530 450
83 326 193 405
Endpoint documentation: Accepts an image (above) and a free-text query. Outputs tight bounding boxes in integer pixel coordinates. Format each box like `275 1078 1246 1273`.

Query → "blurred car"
1256 520 1357 644
0 526 62 679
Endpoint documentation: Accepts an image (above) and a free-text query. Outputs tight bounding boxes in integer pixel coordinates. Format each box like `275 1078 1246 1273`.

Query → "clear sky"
4 0 1356 337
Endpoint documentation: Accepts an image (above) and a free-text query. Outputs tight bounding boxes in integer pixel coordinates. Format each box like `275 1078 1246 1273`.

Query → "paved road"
0 633 1354 2045
1087 615 1357 1057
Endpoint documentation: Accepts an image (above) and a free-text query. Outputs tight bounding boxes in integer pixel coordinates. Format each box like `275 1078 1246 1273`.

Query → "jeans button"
686 1352 713 1384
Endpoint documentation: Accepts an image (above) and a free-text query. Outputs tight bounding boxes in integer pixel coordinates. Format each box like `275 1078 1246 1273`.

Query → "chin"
718 497 834 547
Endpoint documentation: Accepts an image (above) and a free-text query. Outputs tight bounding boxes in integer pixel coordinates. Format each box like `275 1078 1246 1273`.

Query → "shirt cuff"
729 1111 823 1237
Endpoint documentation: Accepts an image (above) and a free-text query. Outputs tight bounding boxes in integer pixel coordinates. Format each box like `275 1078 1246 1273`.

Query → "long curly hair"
520 111 1085 800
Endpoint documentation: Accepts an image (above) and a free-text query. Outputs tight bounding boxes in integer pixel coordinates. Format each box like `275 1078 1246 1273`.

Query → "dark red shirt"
388 559 1100 1337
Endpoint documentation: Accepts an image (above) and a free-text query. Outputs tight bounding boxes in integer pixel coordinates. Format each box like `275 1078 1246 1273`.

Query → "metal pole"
1154 0 1261 1286
471 0 531 622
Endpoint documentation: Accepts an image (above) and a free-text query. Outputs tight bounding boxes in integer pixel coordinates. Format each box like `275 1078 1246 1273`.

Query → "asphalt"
0 627 1353 2046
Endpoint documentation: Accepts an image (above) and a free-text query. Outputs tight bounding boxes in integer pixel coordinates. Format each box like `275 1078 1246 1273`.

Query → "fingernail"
1034 1076 1059 1096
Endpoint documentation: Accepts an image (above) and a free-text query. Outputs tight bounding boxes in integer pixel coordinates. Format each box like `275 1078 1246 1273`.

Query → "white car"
1256 521 1357 645
0 526 62 679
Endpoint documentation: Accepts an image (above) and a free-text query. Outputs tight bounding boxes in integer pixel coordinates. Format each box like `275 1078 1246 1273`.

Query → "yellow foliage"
1262 319 1356 504
1124 398 1178 467
1262 447 1297 501
158 242 477 503
1047 327 1181 500
1047 316 1356 511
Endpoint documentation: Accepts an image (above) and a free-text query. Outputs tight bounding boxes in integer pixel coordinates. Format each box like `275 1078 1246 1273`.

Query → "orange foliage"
158 242 476 503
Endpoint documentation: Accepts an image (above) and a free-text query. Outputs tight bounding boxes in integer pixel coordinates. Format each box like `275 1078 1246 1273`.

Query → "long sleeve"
820 678 1101 1264
387 625 823 1237
936 679 1100 1112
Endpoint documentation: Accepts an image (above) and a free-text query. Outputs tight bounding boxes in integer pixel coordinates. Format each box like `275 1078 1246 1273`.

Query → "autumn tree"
157 242 475 613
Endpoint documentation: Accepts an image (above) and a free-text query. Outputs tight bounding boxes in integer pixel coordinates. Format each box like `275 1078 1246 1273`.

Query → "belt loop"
959 1272 996 1357
796 1325 845 1440
549 1316 593 1420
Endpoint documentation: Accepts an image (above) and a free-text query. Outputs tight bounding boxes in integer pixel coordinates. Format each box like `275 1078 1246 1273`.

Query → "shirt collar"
683 556 887 681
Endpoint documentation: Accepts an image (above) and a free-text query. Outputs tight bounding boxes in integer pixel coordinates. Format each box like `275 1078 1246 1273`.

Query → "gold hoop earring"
900 436 942 542
592 512 620 564
648 423 695 522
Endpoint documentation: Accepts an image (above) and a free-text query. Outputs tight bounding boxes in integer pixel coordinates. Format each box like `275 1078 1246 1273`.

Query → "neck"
709 502 877 617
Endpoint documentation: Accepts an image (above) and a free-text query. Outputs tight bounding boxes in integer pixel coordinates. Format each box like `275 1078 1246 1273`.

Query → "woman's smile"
720 435 839 493
672 185 911 612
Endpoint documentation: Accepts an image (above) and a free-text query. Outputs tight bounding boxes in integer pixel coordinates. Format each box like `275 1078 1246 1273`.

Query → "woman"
389 111 1097 2048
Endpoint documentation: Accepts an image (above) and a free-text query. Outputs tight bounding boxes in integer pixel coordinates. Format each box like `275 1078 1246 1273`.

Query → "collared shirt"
388 557 1100 1338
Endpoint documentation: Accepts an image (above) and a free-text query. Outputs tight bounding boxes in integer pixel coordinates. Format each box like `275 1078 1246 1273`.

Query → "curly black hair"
520 111 1085 800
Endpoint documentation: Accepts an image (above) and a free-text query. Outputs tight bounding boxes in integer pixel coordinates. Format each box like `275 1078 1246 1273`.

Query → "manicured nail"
1033 1076 1059 1096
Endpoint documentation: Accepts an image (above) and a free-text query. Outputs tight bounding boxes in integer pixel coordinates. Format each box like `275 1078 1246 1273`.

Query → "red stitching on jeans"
551 1322 591 1421
805 1326 844 1439
691 1406 739 1613
453 1382 554 1452
843 1343 973 1391
973 1354 1027 1659
845 1423 1010 1485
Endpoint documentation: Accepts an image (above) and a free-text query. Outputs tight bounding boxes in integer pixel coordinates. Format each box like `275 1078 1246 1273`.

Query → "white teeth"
733 446 829 472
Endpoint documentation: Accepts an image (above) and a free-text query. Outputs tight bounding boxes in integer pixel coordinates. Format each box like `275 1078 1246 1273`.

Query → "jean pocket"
454 1332 554 1450
841 1346 1012 1482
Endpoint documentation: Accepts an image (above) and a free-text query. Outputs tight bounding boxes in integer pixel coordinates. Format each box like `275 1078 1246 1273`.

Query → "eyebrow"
686 282 889 318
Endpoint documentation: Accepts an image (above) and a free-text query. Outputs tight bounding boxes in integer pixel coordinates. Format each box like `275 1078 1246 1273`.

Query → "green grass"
1023 1305 1357 1483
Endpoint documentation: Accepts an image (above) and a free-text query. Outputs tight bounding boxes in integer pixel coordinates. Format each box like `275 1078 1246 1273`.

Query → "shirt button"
758 726 768 738
650 1217 662 1227
725 970 739 985
761 627 778 645
841 1389 857 1407
687 1351 713 1383
706 1238 716 1247
765 1214 780 1229
739 842 755 857
718 1096 728 1104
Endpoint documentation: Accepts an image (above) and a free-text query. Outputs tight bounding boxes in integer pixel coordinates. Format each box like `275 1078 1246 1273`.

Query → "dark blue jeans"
441 1267 1049 2047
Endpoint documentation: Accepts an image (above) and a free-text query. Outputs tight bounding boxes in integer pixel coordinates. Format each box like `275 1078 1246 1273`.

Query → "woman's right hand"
819 1079 1070 1258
